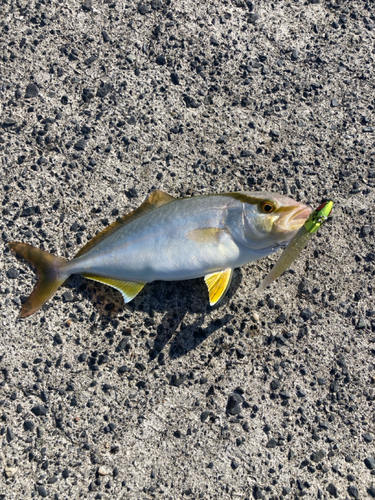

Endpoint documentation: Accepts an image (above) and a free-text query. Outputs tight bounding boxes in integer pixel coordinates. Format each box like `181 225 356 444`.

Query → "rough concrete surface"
1 0 375 499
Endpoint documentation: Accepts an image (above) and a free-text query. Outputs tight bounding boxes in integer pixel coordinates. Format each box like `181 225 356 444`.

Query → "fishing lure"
257 200 334 293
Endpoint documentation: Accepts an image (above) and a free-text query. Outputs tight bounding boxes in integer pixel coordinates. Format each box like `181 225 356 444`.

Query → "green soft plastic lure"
257 200 334 293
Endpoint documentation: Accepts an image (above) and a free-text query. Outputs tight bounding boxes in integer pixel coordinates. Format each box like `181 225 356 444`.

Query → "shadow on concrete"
67 268 244 357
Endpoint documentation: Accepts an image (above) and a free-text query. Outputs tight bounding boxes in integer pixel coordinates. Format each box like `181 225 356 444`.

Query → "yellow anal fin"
204 268 233 306
186 227 226 243
75 190 175 258
82 274 146 303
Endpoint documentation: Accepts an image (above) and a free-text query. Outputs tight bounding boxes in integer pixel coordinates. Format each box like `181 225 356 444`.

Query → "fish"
257 200 333 293
8 190 311 317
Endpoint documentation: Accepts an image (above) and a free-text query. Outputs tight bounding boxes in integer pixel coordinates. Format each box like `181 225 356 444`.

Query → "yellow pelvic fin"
186 227 226 243
204 268 233 306
82 274 146 303
75 190 175 258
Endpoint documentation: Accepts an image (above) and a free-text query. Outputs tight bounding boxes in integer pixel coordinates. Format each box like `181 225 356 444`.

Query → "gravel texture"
1 0 375 499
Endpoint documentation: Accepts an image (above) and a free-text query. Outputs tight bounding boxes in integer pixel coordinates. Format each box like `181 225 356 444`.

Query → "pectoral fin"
82 274 146 303
204 268 233 306
186 227 226 243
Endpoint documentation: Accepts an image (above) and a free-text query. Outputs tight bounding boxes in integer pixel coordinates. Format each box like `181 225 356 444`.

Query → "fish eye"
260 201 276 214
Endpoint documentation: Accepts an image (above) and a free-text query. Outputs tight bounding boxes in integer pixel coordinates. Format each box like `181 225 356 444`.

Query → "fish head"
232 192 311 251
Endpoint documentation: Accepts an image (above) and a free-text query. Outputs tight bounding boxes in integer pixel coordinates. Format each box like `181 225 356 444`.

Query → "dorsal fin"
75 190 175 258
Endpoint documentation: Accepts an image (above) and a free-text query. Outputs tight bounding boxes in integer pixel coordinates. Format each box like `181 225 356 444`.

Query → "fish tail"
8 242 70 317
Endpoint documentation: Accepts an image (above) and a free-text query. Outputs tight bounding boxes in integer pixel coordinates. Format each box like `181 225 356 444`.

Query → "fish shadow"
70 269 243 358
129 268 242 358
150 309 235 361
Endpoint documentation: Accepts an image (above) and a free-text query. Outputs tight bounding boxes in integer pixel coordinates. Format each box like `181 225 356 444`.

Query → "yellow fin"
204 268 233 306
9 242 68 317
75 190 175 258
146 190 176 206
186 227 225 243
82 274 146 303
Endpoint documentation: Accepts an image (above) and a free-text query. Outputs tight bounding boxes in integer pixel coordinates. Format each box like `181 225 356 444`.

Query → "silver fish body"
9 190 311 317
69 194 285 282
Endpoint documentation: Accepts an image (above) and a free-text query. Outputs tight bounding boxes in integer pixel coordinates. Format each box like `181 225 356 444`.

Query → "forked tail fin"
8 242 69 317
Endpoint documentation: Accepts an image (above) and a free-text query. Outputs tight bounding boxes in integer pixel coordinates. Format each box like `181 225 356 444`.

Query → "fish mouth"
275 205 312 232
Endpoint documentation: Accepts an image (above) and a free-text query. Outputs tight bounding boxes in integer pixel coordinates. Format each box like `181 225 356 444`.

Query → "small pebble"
270 379 281 391
201 411 210 422
62 291 74 303
54 333 63 344
6 268 19 279
116 336 130 352
74 139 86 151
226 393 243 415
31 405 48 417
326 483 338 498
252 485 263 498
98 466 112 475
24 420 35 431
311 449 326 463
266 438 278 448
6 428 14 442
364 433 373 443
291 49 298 61
37 486 48 498
170 374 187 387
25 83 39 98
356 316 366 329
248 13 260 23
155 55 166 66
231 459 240 470
171 72 180 85
348 485 359 499
138 3 151 15
4 467 17 478
97 83 113 98
279 390 292 400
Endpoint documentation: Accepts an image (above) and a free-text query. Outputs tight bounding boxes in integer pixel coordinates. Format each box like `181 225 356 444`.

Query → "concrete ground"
1 0 375 499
